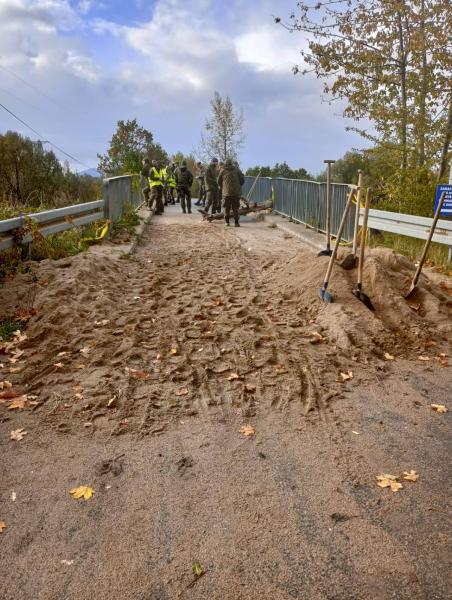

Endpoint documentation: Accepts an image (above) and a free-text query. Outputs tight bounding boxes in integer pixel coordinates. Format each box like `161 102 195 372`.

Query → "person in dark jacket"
203 157 219 215
194 162 206 206
175 161 194 213
217 159 245 227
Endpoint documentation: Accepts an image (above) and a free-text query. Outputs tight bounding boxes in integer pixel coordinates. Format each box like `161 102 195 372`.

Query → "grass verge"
370 232 452 272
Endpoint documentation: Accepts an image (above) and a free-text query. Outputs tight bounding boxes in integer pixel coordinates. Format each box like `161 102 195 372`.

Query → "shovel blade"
404 285 417 300
318 248 333 257
339 253 358 270
352 289 375 311
318 288 334 303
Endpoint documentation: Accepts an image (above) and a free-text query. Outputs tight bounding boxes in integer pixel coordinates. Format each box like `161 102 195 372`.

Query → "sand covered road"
1 206 451 599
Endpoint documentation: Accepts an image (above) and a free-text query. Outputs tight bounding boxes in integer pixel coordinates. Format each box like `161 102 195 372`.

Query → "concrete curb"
263 213 326 253
129 206 154 255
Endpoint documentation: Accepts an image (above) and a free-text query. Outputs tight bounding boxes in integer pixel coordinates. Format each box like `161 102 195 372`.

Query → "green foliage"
370 232 451 270
111 206 140 237
97 119 168 176
0 131 99 209
246 162 313 180
280 1 451 178
0 319 21 341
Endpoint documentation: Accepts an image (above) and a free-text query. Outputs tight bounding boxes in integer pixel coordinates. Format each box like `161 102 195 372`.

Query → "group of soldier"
141 156 245 227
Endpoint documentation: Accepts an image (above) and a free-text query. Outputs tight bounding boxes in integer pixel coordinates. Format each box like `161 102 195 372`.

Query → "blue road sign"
434 184 452 216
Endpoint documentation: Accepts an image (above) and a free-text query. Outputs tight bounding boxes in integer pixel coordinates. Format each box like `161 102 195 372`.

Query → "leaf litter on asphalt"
431 404 448 413
376 474 403 492
69 486 95 500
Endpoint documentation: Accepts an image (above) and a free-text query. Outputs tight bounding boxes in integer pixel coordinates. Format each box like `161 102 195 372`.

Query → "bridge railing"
0 174 143 250
243 175 452 257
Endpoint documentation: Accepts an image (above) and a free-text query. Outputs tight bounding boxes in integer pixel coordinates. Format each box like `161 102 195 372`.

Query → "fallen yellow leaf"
69 486 95 500
9 367 23 374
244 383 256 393
431 404 448 413
403 470 419 482
309 331 325 344
170 348 178 355
54 362 64 368
418 355 430 361
57 351 69 358
107 396 116 408
8 396 27 410
75 364 85 369
376 474 403 492
193 561 204 577
10 428 27 441
240 425 255 437
0 381 12 390
0 521 6 533
384 352 395 361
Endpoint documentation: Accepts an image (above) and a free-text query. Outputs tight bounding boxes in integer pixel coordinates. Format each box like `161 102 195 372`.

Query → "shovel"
340 171 364 270
405 190 446 299
352 188 374 311
318 160 335 256
318 188 356 302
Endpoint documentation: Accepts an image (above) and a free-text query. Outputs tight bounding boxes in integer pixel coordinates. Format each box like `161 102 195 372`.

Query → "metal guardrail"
0 174 143 251
244 175 452 258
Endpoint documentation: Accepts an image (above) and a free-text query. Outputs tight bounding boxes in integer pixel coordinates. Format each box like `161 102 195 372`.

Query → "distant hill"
81 168 101 178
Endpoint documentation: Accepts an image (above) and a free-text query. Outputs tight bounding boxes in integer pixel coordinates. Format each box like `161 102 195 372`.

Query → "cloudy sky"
0 0 364 174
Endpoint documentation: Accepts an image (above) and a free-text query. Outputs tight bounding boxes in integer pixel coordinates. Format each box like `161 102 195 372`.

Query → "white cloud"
235 26 302 72
0 0 365 172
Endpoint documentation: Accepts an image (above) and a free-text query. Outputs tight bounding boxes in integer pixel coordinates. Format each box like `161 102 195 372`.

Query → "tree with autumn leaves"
278 0 452 214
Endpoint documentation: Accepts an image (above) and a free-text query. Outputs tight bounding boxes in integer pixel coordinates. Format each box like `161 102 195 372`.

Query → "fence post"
352 170 364 254
103 179 110 220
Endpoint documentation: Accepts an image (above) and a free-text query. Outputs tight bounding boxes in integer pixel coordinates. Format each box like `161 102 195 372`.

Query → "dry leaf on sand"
0 521 6 533
10 428 27 441
240 425 255 437
244 383 256 393
431 404 448 413
418 355 430 361
175 388 189 397
376 474 403 492
107 396 116 408
0 381 13 390
193 561 204 577
227 373 241 381
384 352 395 361
69 486 95 500
338 371 353 382
170 348 178 355
8 396 27 410
309 331 325 344
403 470 419 482
275 366 288 375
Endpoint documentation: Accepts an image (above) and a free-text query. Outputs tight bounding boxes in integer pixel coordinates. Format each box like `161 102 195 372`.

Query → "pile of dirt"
270 245 451 359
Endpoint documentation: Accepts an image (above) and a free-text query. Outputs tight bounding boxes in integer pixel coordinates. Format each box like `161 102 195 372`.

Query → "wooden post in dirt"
352 170 364 255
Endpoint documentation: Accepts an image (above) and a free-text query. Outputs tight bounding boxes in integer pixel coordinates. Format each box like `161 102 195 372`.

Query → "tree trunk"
437 92 452 182
417 0 427 167
396 9 408 172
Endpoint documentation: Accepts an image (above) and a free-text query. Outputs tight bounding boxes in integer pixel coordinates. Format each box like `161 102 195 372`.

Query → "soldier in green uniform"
149 160 164 215
204 158 219 215
217 159 245 227
175 161 194 214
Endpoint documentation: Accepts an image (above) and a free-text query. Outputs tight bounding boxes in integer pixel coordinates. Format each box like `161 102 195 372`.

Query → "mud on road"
1 207 451 599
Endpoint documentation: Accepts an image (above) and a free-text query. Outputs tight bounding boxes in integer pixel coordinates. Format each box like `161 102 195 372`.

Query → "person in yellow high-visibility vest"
149 160 164 215
166 162 177 205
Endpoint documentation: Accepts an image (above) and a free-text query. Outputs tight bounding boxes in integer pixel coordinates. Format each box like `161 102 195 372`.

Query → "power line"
0 63 67 114
0 101 90 168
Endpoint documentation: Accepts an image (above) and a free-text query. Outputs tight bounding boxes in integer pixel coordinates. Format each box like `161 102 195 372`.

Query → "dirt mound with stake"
271 246 452 359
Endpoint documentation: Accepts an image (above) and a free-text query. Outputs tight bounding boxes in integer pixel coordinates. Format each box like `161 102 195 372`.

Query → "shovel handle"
411 191 446 288
352 171 363 256
323 189 356 286
357 188 372 286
